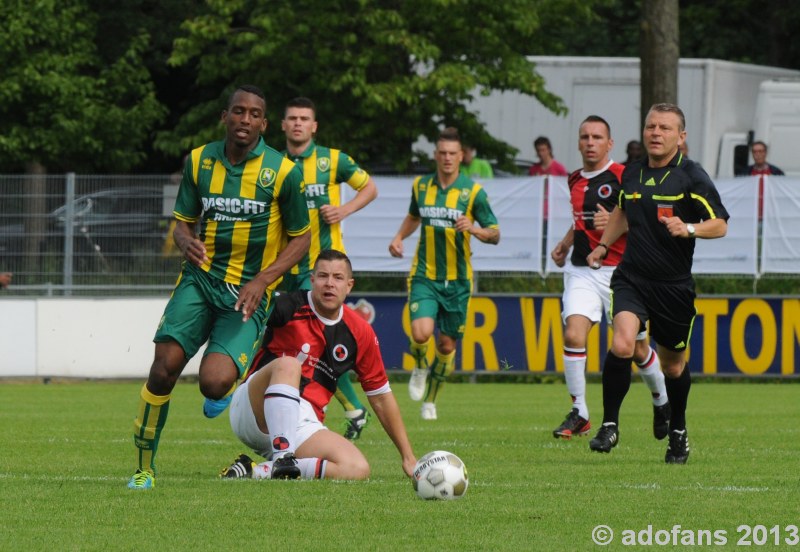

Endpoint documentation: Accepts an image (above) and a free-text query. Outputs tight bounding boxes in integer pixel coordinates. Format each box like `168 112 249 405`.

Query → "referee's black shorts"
610 267 696 351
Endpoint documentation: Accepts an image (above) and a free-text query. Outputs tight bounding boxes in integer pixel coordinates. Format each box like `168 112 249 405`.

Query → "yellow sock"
423 350 455 403
410 340 429 370
133 384 171 475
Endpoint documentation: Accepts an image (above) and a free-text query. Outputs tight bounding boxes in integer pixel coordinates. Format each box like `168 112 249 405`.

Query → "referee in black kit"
585 103 729 464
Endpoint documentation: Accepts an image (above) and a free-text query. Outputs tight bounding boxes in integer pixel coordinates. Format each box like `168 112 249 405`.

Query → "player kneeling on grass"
220 249 417 480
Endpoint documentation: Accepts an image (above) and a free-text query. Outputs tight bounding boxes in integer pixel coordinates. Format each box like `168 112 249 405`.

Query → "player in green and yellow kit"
128 85 310 489
389 127 500 420
275 97 378 440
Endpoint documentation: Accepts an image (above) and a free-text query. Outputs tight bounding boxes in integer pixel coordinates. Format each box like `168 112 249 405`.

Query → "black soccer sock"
665 365 691 431
601 351 633 425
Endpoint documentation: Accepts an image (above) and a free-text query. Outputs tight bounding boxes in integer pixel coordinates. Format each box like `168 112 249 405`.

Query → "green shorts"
154 263 271 377
277 270 311 292
407 277 472 339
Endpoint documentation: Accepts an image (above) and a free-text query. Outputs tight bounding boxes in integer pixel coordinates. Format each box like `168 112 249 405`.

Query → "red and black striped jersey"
248 291 388 422
567 161 626 266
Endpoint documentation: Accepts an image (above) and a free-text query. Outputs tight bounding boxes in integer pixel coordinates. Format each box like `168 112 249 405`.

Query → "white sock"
297 457 326 479
563 348 588 419
253 461 273 480
264 384 300 457
636 347 668 407
344 408 364 420
252 458 326 480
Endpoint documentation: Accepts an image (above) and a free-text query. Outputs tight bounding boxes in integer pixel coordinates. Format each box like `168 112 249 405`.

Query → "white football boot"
408 367 428 401
421 402 437 420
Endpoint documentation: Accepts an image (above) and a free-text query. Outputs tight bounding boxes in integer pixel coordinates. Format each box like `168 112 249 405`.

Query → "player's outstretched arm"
320 177 378 224
367 391 416 477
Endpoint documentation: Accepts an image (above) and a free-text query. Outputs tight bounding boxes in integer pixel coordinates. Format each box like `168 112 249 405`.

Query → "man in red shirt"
737 141 784 220
550 116 669 440
220 249 416 480
529 136 569 177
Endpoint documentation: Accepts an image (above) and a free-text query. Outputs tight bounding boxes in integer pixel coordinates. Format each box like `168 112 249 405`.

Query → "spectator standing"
737 141 784 221
530 136 568 258
461 144 494 179
529 136 569 177
623 140 644 165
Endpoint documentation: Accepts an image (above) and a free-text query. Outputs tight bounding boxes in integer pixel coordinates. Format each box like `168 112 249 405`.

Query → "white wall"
0 298 203 378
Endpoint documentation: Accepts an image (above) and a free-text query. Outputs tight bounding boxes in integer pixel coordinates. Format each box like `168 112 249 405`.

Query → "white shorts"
561 263 614 324
229 377 326 460
561 263 647 340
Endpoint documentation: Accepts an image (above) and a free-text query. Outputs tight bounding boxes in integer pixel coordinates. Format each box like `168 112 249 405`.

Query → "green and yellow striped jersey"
173 137 309 289
283 140 370 275
408 173 499 281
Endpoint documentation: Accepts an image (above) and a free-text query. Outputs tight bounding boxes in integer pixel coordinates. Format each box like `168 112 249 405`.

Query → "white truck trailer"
463 57 800 177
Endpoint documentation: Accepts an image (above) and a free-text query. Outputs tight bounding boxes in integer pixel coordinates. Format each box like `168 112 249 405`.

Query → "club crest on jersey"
258 168 277 188
598 184 613 199
238 353 248 366
317 157 331 172
332 344 349 362
459 188 471 202
410 301 419 313
202 157 214 171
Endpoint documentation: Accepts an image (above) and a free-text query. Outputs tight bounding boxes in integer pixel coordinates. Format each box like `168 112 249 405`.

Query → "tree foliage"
156 0 601 172
0 0 166 172
557 0 800 71
3 1 800 174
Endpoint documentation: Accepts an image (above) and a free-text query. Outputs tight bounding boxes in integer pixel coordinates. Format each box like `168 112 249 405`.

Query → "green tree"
0 0 166 173
556 0 800 72
156 0 601 172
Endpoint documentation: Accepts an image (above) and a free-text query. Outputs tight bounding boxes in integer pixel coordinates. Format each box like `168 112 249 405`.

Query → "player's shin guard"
333 375 365 412
665 365 691 431
563 347 588 418
423 350 455 403
636 347 668 406
409 340 429 370
600 351 632 425
133 384 171 474
264 384 300 456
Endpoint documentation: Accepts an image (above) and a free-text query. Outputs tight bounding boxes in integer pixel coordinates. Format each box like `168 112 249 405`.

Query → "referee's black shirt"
618 152 729 281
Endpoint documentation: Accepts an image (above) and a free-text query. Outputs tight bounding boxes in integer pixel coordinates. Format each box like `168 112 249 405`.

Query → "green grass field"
1 380 798 551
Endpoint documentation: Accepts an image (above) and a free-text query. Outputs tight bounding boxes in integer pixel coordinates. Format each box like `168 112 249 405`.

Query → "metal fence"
0 173 180 296
1 173 796 297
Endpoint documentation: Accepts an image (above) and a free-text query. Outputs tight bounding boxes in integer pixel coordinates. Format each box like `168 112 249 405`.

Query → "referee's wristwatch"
686 223 696 237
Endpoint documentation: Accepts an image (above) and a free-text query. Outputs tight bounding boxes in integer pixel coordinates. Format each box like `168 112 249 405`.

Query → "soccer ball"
412 450 469 500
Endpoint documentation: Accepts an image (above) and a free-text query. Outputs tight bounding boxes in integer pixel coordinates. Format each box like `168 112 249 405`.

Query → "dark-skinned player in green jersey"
128 85 310 489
